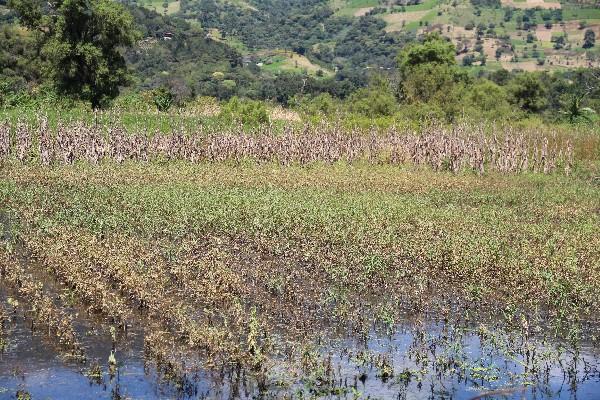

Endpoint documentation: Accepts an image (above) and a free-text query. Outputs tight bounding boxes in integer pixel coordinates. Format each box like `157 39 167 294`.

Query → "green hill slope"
149 0 599 73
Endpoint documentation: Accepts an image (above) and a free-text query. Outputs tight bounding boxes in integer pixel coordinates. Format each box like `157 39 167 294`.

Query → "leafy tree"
347 88 397 117
552 69 600 122
465 79 513 118
347 77 397 117
554 35 566 50
152 87 174 112
509 73 547 113
397 33 466 108
495 48 503 60
490 68 511 86
220 97 269 126
476 23 486 36
397 33 456 77
0 24 42 85
462 54 475 66
470 0 500 8
296 93 336 116
8 0 139 108
583 29 595 49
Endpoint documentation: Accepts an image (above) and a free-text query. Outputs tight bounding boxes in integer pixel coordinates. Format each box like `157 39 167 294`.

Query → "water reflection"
1 313 599 399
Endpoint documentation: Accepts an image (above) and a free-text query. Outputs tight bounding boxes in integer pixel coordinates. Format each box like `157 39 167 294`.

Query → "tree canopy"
396 33 470 118
397 33 457 78
583 29 596 49
8 0 139 107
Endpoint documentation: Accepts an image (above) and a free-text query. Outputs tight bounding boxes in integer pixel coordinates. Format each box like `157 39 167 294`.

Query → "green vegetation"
7 0 139 107
563 5 600 21
3 0 600 116
141 0 180 14
0 126 598 395
334 0 379 16
1 1 600 396
3 160 598 317
584 28 596 49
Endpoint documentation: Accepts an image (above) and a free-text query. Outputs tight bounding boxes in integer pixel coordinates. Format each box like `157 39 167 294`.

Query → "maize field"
0 115 599 399
0 118 581 174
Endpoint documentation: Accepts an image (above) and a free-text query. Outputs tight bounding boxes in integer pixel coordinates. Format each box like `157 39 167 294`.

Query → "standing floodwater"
2 298 600 399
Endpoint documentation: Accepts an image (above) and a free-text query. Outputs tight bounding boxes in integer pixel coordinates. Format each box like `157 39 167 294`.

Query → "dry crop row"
0 119 576 174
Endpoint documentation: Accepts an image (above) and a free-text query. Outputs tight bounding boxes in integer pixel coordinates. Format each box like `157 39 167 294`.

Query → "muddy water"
1 311 600 400
343 328 600 399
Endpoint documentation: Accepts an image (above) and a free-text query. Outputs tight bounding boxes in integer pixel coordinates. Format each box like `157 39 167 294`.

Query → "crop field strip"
1 117 599 397
3 0 600 395
0 118 591 173
2 167 593 394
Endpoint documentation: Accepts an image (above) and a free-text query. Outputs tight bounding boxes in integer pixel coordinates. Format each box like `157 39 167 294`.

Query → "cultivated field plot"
371 0 600 73
0 118 600 399
383 11 431 31
332 0 379 16
256 50 333 77
140 0 180 14
501 0 561 9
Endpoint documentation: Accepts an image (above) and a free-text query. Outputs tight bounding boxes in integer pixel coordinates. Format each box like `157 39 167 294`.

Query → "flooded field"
2 305 600 399
0 121 599 399
0 225 600 400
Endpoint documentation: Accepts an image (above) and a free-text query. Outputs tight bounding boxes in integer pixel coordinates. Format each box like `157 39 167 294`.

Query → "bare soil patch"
535 26 559 42
354 7 374 16
546 54 600 68
501 0 561 8
383 11 429 31
501 60 542 71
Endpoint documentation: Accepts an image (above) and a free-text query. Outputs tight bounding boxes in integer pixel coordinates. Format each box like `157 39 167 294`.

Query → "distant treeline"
1 1 599 126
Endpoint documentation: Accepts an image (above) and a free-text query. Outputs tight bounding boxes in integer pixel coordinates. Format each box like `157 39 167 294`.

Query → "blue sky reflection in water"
1 316 600 400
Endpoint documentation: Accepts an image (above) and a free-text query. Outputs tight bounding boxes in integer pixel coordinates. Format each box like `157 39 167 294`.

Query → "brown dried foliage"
0 119 576 174
0 250 85 360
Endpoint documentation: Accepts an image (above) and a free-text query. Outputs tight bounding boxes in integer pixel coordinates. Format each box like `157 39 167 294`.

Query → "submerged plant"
16 390 31 400
0 301 7 351
85 361 104 385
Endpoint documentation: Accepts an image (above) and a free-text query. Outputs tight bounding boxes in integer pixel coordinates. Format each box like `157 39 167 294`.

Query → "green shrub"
153 87 174 112
219 97 270 126
347 88 397 117
295 93 337 117
112 91 153 112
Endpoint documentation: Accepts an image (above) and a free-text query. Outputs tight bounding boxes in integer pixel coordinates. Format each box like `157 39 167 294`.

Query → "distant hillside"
133 0 414 73
125 6 248 99
133 0 600 74
3 0 599 108
4 0 599 78
0 2 364 103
